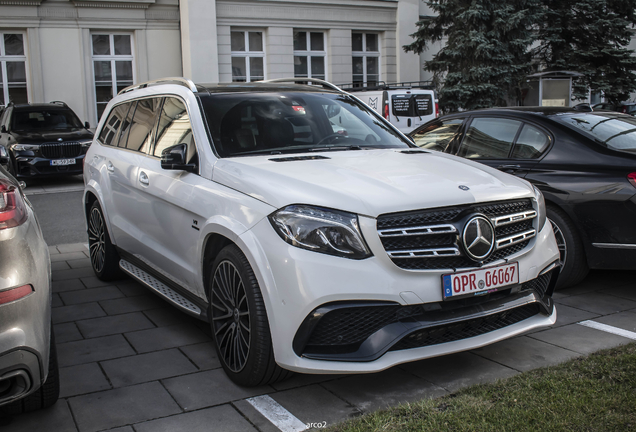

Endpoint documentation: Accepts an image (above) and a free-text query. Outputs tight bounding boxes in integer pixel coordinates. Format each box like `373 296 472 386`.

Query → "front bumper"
12 154 85 177
244 215 560 374
0 203 51 406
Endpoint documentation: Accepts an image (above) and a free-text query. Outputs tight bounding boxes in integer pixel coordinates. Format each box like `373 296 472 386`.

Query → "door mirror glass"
161 143 197 173
85 121 90 129
1 125 6 133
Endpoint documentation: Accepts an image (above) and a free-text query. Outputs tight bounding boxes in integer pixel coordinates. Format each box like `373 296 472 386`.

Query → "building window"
0 33 28 106
352 32 380 87
231 31 264 82
293 31 326 80
92 34 134 120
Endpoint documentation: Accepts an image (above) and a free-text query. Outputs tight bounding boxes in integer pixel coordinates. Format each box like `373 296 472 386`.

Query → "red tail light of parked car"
0 179 28 230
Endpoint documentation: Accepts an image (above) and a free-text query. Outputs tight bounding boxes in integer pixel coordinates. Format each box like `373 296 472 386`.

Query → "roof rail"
338 81 435 92
49 100 68 107
260 78 345 93
118 77 198 95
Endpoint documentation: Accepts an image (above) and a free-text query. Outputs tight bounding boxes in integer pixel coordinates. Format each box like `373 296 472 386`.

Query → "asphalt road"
24 176 87 246
28 191 86 246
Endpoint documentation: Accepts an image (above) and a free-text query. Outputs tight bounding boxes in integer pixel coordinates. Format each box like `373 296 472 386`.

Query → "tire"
87 200 124 281
0 329 60 416
208 245 293 386
547 206 589 289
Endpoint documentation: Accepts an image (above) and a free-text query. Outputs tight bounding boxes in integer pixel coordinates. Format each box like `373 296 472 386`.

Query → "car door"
134 96 203 293
92 101 145 253
454 117 548 178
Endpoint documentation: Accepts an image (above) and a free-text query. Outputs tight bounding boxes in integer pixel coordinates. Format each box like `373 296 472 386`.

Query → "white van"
341 82 439 134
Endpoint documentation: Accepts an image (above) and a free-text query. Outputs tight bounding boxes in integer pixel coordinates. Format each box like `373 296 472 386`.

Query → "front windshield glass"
552 112 636 153
12 108 84 131
199 92 411 157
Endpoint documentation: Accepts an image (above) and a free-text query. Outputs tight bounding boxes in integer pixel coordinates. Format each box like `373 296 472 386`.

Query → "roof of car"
472 106 585 115
195 82 341 94
11 102 70 110
445 106 635 118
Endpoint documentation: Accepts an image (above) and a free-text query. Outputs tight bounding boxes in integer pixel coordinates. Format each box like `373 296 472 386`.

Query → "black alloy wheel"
88 205 106 274
211 259 251 373
547 207 589 289
87 201 124 281
208 245 292 386
550 218 567 269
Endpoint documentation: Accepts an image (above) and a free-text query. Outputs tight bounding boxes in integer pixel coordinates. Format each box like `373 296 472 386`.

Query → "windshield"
11 108 84 131
199 92 411 157
552 112 636 153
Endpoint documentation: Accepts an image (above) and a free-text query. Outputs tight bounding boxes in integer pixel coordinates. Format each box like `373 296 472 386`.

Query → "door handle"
139 171 149 186
106 162 114 172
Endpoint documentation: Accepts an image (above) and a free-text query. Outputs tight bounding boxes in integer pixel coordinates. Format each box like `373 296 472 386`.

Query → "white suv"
84 78 560 386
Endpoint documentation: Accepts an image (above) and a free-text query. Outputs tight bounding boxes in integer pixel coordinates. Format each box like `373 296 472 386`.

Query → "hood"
212 149 535 217
10 128 93 143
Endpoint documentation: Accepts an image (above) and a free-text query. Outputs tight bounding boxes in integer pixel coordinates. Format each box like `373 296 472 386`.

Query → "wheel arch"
83 182 117 247
199 220 281 349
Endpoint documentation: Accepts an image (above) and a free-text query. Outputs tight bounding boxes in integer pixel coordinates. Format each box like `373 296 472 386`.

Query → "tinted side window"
411 118 463 152
116 101 137 148
154 97 197 163
98 103 130 146
511 124 550 159
125 98 161 153
458 118 522 159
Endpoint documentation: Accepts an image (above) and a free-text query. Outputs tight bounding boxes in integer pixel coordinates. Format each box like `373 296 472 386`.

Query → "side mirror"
1 125 6 133
161 143 197 173
84 121 90 129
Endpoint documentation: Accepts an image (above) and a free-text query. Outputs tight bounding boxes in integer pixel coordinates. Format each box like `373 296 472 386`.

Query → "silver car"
0 166 58 415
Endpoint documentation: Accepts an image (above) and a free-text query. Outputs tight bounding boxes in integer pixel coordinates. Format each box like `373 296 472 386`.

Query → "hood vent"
269 155 330 162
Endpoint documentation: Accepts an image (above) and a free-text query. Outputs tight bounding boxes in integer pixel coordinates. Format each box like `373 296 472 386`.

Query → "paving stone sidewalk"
1 243 635 432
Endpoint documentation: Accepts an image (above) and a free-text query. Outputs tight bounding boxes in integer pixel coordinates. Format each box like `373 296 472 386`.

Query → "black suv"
0 102 93 178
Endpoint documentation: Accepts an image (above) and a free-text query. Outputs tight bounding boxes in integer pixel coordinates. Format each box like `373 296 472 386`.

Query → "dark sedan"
409 107 636 288
0 102 92 178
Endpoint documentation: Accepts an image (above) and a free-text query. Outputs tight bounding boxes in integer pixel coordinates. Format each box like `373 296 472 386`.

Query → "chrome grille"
377 199 536 270
40 142 82 159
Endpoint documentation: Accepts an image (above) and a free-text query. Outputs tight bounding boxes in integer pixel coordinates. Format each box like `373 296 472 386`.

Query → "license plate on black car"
51 159 75 166
442 262 519 300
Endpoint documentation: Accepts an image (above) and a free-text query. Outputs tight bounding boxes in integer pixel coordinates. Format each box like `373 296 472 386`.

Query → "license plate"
50 159 75 166
442 262 519 300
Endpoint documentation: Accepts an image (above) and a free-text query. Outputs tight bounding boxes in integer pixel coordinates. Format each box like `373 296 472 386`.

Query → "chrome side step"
119 259 202 317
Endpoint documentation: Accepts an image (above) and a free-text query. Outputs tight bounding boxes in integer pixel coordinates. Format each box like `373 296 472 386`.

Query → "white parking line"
578 320 636 340
246 395 307 432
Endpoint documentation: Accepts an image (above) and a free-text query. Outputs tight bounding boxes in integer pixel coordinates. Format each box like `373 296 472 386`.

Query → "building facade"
0 0 424 125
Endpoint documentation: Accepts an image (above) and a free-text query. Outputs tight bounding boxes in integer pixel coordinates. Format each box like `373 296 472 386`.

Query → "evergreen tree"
535 0 636 104
404 0 542 112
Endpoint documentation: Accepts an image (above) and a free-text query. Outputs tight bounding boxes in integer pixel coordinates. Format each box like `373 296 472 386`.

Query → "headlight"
269 205 372 259
79 140 92 148
13 144 40 151
533 185 546 230
0 146 7 158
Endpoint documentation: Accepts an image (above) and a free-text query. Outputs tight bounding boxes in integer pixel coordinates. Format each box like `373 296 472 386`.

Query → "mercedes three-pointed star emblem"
462 216 495 261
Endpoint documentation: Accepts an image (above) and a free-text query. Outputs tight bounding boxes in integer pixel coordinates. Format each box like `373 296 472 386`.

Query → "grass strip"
329 343 636 432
